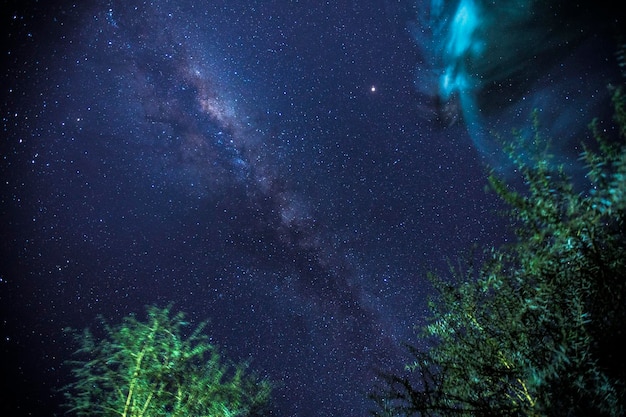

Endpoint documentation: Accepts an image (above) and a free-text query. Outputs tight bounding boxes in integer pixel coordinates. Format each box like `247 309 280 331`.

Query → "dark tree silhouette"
371 87 626 417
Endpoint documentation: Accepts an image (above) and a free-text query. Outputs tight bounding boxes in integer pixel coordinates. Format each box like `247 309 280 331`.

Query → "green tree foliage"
371 87 626 417
62 305 271 417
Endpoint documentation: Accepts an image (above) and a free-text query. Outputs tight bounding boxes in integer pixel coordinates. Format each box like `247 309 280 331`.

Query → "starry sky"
1 1 623 416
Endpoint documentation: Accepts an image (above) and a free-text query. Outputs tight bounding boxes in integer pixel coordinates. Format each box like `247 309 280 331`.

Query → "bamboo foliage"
63 305 271 417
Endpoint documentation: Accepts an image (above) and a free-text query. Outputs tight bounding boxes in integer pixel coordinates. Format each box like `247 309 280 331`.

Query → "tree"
371 87 626 417
62 305 271 417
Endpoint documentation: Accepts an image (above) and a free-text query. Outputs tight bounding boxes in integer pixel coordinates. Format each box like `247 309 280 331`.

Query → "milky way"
98 1 394 330
9 2 405 415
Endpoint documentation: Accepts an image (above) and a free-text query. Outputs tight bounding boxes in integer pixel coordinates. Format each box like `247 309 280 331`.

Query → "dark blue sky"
2 1 622 416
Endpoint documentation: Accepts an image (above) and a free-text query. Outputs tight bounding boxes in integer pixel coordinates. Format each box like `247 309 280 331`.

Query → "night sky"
1 1 623 416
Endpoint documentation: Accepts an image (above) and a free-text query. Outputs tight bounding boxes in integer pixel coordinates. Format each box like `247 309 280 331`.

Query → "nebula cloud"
411 0 625 172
